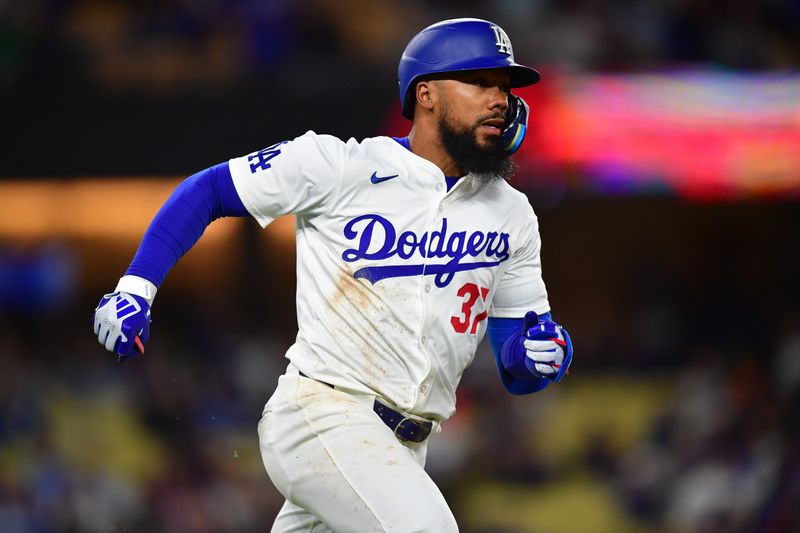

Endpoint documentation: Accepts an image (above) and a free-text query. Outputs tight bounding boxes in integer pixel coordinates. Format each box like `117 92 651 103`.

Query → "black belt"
298 371 433 443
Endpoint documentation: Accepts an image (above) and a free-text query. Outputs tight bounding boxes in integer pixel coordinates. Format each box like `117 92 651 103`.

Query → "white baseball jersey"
229 131 549 421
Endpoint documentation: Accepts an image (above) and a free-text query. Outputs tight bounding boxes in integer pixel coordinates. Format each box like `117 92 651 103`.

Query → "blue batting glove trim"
526 320 560 340
126 162 248 287
536 311 552 322
552 325 573 382
487 316 550 395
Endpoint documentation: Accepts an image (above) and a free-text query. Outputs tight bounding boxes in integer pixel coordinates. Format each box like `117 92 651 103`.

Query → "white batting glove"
92 276 156 362
523 312 573 382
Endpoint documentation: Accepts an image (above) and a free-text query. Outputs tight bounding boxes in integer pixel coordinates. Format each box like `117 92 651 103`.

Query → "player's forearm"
487 315 551 395
125 162 249 292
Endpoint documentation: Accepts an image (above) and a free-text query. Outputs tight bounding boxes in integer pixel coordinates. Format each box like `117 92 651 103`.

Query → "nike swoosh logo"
370 171 399 184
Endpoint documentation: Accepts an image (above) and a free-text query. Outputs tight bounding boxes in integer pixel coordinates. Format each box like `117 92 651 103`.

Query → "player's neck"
407 127 464 177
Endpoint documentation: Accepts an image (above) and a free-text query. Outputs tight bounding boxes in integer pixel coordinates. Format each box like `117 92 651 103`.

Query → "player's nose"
487 86 509 113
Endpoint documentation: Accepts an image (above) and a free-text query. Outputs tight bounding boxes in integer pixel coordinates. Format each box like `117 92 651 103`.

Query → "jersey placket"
414 176 472 411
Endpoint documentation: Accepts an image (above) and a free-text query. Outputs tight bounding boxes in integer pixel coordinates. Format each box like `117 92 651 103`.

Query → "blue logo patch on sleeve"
248 141 288 173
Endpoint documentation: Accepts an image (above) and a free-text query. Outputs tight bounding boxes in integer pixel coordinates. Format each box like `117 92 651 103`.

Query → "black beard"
438 109 517 183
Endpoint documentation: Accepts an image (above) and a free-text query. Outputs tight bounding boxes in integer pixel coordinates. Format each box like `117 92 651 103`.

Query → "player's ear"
416 80 436 113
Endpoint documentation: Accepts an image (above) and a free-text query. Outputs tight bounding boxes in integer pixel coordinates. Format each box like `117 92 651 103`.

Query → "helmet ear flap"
500 94 530 154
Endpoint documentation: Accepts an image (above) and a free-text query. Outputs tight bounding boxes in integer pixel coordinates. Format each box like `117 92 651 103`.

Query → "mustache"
473 113 506 129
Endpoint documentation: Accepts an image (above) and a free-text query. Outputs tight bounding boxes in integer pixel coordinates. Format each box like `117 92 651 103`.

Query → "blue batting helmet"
398 18 540 119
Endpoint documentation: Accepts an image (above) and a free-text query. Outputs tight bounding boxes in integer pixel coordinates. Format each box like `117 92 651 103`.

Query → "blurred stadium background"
2 1 799 531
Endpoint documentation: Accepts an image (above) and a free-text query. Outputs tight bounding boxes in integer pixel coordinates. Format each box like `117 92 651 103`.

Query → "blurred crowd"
2 0 798 92
2 200 800 531
1 0 799 176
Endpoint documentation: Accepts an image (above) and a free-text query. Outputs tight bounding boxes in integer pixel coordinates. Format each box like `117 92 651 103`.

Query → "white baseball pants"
258 365 458 532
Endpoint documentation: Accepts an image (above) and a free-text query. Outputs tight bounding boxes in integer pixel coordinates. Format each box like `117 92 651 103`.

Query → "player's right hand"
92 292 151 362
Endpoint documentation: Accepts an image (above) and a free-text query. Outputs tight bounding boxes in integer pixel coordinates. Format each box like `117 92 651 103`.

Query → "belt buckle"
415 420 432 441
394 417 432 443
393 417 412 441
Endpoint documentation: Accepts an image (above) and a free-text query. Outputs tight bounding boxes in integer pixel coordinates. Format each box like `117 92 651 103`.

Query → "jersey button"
421 336 428 345
435 183 443 192
420 384 428 392
424 284 431 293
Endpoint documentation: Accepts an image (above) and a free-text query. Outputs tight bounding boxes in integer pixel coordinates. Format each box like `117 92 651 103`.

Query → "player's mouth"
479 117 505 135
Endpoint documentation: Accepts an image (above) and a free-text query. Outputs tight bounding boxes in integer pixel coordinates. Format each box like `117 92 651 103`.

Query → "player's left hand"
522 311 573 382
92 292 151 362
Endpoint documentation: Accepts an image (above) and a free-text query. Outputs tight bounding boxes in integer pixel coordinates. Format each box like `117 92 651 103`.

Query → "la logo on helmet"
491 25 513 57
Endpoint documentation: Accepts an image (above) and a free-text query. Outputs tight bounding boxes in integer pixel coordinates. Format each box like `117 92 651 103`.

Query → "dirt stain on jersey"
327 268 390 385
330 267 369 308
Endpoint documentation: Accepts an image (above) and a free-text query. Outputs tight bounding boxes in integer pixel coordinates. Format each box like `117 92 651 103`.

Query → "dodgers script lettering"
341 214 511 287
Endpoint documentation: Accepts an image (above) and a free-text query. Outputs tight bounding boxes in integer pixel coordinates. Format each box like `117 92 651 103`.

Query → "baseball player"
92 18 573 531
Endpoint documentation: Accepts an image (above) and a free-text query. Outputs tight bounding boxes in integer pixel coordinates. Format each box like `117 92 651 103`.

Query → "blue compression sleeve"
126 162 249 287
487 313 552 395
